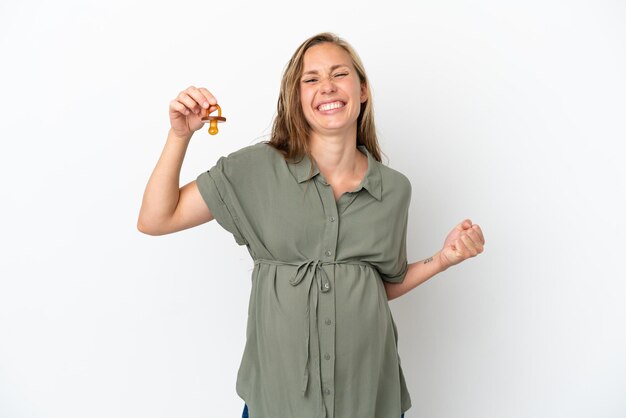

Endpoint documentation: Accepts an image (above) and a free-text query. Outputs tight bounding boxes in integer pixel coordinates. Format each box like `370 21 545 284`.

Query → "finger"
466 229 484 251
460 234 478 256
186 86 213 111
177 91 202 115
198 87 218 108
468 230 484 254
471 224 485 245
457 218 472 231
170 99 190 116
454 238 468 258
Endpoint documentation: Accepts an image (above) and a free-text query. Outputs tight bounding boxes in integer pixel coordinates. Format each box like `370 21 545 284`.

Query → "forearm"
384 251 448 301
137 128 193 230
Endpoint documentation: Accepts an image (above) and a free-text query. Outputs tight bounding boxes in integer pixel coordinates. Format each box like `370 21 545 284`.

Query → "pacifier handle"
200 104 227 135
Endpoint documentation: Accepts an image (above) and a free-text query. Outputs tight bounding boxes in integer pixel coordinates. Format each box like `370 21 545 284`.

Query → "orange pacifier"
200 104 227 135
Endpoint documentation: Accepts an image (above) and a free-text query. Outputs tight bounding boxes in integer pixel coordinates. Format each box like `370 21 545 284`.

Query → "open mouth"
317 101 346 112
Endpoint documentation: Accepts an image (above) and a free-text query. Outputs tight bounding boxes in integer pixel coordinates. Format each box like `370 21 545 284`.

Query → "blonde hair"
265 32 384 177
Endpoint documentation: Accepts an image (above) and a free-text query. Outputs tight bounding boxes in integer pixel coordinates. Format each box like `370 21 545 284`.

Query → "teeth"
318 101 345 111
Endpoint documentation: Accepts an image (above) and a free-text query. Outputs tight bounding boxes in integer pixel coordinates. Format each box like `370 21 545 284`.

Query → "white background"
1 0 625 417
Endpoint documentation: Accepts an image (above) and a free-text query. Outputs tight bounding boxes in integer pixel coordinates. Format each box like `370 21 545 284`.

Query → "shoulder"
224 142 285 162
376 161 412 202
215 142 278 173
221 141 270 161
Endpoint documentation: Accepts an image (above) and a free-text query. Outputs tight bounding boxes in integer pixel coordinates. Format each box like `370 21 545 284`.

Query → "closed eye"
303 73 349 83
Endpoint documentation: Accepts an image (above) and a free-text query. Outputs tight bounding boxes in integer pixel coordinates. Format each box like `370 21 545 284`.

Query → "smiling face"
299 42 368 138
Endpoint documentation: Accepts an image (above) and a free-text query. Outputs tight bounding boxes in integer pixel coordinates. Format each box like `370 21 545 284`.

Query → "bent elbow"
136 217 161 236
137 219 152 235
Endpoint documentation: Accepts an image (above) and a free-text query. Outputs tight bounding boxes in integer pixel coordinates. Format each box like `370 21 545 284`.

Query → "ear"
360 82 368 103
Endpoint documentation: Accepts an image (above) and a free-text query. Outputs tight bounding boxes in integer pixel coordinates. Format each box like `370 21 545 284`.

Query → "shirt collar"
288 144 382 201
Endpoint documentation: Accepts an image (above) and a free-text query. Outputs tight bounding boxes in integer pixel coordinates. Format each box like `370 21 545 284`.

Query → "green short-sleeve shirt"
196 142 412 418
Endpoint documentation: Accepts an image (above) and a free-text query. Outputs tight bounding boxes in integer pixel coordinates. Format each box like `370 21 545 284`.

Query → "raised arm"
137 86 219 236
137 129 215 235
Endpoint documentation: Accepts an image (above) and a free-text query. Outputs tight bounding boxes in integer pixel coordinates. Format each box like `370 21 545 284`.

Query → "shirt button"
325 318 332 325
325 250 331 256
323 283 330 290
324 353 331 360
329 216 335 222
325 388 331 395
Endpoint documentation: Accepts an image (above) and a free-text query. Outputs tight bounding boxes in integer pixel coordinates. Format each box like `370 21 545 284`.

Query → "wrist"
434 250 450 273
168 127 193 142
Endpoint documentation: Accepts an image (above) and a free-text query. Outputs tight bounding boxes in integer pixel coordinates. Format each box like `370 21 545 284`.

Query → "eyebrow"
302 64 350 76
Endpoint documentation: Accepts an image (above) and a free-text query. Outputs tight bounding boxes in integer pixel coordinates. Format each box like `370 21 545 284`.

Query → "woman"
138 32 485 418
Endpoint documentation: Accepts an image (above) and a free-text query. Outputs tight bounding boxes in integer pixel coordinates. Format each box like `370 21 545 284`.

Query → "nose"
320 76 336 94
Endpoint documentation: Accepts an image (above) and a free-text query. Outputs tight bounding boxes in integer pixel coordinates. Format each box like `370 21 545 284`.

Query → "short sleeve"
377 175 411 284
196 153 249 246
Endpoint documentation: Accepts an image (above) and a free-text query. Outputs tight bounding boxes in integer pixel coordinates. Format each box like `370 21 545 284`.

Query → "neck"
308 131 364 182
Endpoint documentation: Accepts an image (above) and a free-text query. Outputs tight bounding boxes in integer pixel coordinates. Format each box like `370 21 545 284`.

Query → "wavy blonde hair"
265 32 384 178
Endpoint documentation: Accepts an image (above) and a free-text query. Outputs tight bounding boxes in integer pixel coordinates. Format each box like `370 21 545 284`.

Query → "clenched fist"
438 219 485 270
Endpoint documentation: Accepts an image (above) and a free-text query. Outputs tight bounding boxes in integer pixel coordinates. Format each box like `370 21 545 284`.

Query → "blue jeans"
242 403 405 417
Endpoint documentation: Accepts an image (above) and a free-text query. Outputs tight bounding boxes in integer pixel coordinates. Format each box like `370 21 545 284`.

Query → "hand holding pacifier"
168 86 223 139
201 104 227 135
